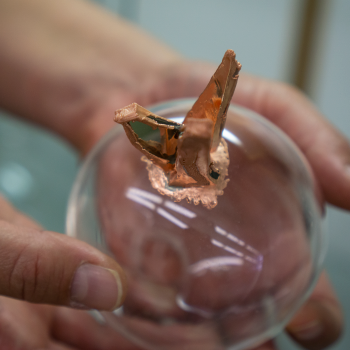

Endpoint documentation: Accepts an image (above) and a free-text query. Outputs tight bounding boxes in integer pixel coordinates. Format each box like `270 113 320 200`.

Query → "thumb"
0 219 127 310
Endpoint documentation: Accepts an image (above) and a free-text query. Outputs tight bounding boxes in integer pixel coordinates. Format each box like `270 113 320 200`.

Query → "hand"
91 62 344 349
0 195 132 349
0 0 347 349
0 0 178 347
64 52 346 347
152 62 346 349
83 58 345 349
95 128 343 350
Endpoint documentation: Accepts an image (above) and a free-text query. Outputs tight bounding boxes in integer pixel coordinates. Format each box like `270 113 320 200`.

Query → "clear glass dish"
66 99 325 350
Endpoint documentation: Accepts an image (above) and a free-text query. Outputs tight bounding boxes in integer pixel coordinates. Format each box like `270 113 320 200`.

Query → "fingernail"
289 319 323 340
287 303 324 341
70 264 123 310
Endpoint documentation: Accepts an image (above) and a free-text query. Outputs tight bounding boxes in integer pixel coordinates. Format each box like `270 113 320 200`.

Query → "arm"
0 0 182 153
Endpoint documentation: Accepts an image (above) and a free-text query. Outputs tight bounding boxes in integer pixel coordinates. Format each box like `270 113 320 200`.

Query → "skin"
0 0 348 348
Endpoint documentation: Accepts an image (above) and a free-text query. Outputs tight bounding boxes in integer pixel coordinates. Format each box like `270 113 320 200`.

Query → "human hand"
1 40 343 350
28 55 344 349
0 195 132 349
90 68 344 349
146 61 346 349
0 0 347 349
2 0 349 207
93 123 342 350
0 1 175 346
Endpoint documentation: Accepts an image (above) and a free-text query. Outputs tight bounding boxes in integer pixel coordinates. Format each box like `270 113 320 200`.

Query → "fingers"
150 63 350 209
0 198 127 311
233 74 350 210
37 344 78 350
52 307 279 350
51 308 142 350
0 296 50 350
43 342 79 350
53 306 229 350
253 341 277 350
286 272 343 349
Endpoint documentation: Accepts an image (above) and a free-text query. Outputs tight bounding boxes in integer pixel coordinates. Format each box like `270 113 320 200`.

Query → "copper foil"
142 139 229 209
114 50 241 208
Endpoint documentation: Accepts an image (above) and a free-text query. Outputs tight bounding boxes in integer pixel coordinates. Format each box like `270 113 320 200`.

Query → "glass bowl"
66 99 325 350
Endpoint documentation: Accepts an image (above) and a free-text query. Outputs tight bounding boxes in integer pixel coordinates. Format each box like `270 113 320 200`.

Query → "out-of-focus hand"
77 59 345 349
2 2 349 208
0 0 347 349
142 62 346 349
0 1 175 346
144 62 350 211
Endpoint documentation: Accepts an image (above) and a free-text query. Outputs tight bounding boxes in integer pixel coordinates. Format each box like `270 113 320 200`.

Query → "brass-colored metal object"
114 50 241 209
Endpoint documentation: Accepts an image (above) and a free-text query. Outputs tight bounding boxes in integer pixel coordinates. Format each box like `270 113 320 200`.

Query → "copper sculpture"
114 50 241 208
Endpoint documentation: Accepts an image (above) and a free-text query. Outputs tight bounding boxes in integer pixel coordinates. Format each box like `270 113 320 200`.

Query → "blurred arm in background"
0 0 348 349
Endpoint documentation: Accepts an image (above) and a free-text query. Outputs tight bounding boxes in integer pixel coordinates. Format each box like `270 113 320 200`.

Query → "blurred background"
0 0 349 349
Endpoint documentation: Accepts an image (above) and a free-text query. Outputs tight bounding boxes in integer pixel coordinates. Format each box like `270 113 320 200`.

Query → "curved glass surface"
66 99 324 350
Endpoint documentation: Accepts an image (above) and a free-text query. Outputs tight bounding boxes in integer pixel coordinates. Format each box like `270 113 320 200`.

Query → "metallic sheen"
114 50 241 208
